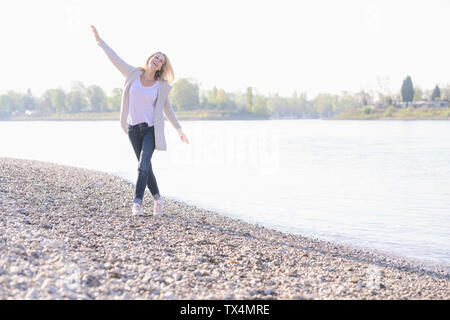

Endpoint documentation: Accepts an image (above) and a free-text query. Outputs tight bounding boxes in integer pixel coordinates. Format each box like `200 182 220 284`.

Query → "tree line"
400 76 443 106
0 82 123 118
1 77 448 119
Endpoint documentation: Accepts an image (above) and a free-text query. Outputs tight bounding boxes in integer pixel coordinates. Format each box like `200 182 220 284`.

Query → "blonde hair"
139 52 175 84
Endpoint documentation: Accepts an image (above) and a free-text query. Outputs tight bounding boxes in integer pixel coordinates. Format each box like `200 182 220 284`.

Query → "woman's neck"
142 69 156 81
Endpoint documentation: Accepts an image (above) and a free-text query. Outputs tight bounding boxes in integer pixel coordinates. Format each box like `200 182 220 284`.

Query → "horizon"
1 0 449 100
3 77 447 102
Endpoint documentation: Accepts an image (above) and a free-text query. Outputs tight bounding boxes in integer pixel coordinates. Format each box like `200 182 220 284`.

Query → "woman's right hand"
90 25 101 42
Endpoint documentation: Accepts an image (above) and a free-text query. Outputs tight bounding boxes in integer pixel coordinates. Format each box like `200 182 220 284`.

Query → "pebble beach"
0 157 448 300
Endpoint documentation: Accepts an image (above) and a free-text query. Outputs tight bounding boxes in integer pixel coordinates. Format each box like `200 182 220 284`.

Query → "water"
1 119 449 267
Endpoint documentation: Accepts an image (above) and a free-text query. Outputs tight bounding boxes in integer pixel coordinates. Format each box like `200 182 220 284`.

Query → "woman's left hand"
177 128 190 144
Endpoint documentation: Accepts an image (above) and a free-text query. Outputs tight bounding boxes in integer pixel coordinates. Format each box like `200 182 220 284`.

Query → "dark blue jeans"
127 122 160 204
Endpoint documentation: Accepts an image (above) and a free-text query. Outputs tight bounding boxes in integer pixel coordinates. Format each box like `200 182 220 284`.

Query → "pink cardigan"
97 38 182 151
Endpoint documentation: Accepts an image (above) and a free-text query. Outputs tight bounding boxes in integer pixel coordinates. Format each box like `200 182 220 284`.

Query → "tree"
66 81 88 113
357 90 371 107
24 88 36 111
107 88 122 111
170 78 199 110
207 86 218 109
245 87 253 112
401 76 414 106
0 94 14 118
36 90 54 114
251 95 269 117
298 92 309 117
286 91 299 116
216 88 227 110
48 88 67 113
384 96 393 105
288 91 309 117
336 91 358 113
413 85 423 101
4 90 27 114
86 85 108 112
431 85 441 101
313 93 335 118
266 93 285 117
199 91 209 109
440 84 450 101
224 92 242 112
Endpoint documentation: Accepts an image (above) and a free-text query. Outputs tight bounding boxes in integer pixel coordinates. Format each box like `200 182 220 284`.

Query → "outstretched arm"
91 25 135 79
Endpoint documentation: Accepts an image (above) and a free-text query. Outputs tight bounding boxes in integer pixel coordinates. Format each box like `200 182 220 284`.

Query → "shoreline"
329 117 450 120
1 110 268 122
4 117 450 121
330 107 450 120
1 157 448 299
155 188 447 270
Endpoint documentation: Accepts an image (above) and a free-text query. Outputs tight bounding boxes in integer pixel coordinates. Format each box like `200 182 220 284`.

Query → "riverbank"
4 110 267 121
0 157 448 300
6 107 450 122
331 106 450 120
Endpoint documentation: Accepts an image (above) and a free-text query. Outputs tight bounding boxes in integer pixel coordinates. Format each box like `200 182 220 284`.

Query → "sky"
1 0 449 99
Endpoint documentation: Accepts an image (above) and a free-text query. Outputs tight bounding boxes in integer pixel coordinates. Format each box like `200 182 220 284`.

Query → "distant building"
394 101 449 108
374 103 388 108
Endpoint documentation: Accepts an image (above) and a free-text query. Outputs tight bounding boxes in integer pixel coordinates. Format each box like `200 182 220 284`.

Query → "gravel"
0 157 448 300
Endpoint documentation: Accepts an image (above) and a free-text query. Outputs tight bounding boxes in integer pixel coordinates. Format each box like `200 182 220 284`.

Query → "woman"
91 25 190 217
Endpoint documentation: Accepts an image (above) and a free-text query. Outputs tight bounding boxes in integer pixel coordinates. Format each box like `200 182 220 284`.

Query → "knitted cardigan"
97 38 182 151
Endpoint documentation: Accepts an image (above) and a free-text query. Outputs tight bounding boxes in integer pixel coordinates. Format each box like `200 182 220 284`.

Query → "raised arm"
91 25 135 79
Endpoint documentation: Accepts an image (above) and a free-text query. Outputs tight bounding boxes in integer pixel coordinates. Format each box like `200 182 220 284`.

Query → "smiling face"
147 52 166 71
143 51 175 82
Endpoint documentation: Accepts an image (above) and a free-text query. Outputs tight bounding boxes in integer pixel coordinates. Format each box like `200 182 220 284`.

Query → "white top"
97 38 183 151
127 77 159 126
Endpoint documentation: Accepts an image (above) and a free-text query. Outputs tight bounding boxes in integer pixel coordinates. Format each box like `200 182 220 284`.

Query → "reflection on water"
1 119 449 266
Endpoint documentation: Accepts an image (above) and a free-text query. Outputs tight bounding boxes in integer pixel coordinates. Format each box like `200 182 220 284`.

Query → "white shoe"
153 198 164 216
132 203 145 216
